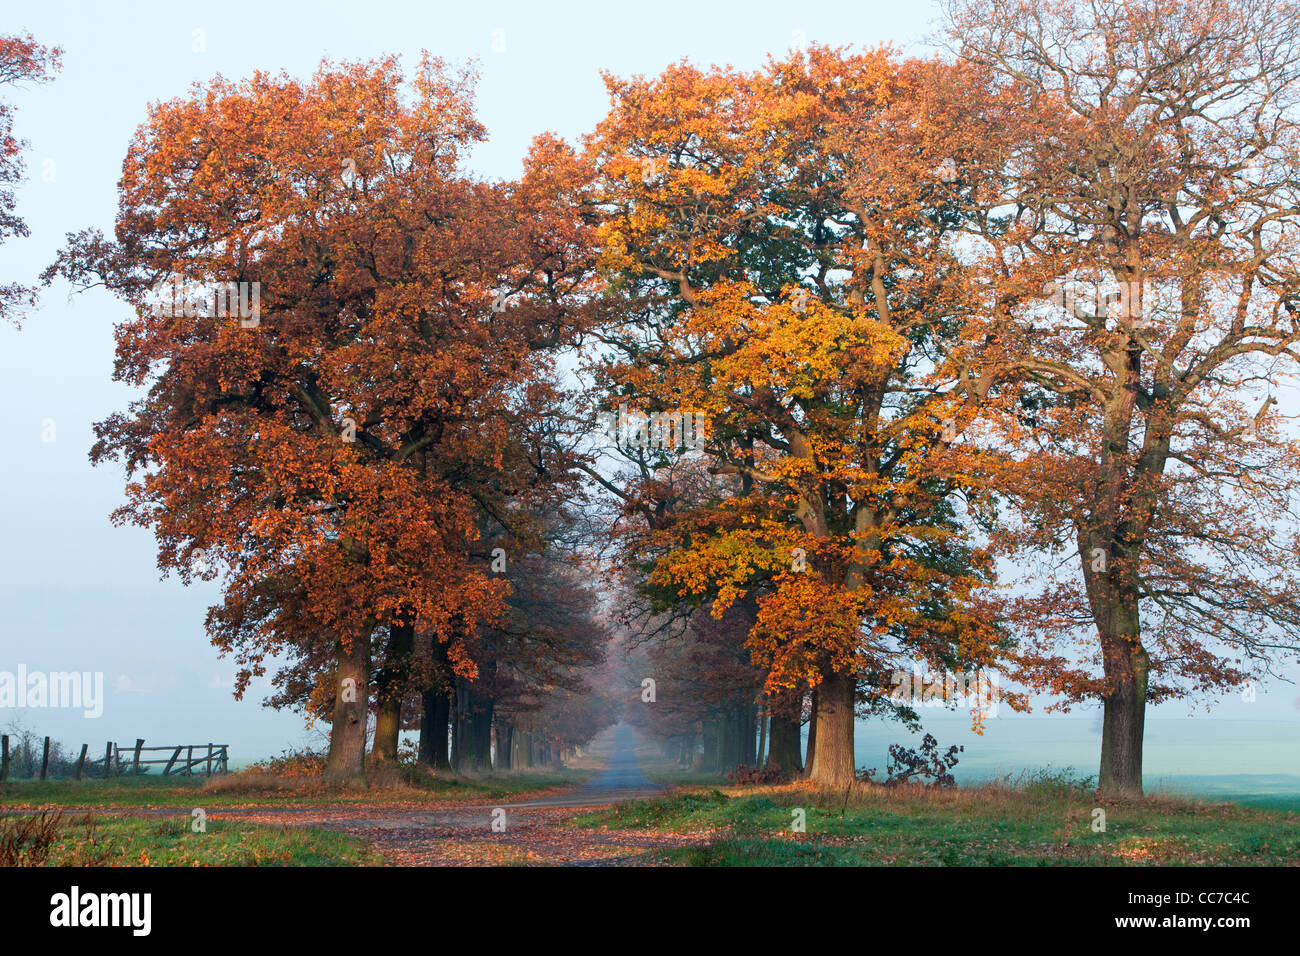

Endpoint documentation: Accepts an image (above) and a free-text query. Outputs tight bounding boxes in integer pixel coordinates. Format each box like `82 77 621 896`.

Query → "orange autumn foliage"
584 47 1017 785
49 56 598 747
945 0 1300 793
0 32 61 325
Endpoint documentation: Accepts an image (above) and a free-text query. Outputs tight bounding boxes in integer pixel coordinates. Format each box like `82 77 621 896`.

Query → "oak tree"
947 0 1300 793
585 48 1011 787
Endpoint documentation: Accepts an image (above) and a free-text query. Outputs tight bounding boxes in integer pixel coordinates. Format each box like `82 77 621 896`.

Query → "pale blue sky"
1 1 1295 764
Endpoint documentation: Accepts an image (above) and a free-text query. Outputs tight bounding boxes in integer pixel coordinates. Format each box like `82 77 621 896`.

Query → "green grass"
4 811 385 866
0 767 589 809
572 777 1300 866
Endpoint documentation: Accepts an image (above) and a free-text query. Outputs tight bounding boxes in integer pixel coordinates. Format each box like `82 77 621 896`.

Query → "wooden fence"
0 736 229 781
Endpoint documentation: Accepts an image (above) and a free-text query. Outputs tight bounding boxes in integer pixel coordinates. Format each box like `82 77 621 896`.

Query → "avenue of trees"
14 0 1300 794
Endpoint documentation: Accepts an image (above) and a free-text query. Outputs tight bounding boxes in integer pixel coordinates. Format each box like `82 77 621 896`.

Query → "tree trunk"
767 707 803 774
719 711 737 772
700 720 720 772
1099 631 1149 795
756 706 768 769
473 699 494 768
452 676 494 771
808 668 855 787
740 703 757 768
1084 541 1149 796
418 688 450 769
802 689 818 778
449 682 460 769
495 719 513 771
324 630 370 785
372 621 413 763
453 677 472 770
418 634 451 768
499 723 514 769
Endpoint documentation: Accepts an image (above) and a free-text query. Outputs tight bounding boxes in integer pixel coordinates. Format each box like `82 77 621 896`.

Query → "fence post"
0 734 8 782
75 744 88 781
103 741 112 778
186 745 193 776
132 738 144 775
205 743 213 776
220 746 228 774
40 736 50 781
163 746 182 776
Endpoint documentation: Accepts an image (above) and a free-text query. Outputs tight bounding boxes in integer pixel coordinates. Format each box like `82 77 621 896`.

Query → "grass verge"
0 810 384 866
572 773 1300 866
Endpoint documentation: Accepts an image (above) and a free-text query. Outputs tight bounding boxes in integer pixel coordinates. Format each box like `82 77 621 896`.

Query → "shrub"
1015 766 1097 798
1 721 78 778
0 811 62 866
201 746 329 794
729 763 796 785
245 746 327 779
858 733 963 788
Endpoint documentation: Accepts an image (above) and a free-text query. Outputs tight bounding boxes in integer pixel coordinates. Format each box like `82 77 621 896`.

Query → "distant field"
630 718 1300 808
1150 775 1300 811
853 717 1300 809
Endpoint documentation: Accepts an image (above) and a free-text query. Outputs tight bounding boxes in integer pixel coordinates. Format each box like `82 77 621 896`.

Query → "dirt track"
217 723 697 865
7 723 702 866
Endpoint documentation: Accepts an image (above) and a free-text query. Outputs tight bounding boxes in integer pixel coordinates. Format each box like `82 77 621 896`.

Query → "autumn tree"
373 381 593 770
47 56 594 784
512 672 620 768
946 0 1300 793
578 416 763 768
584 48 1010 786
435 513 613 771
588 437 811 774
629 598 768 772
0 33 60 325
